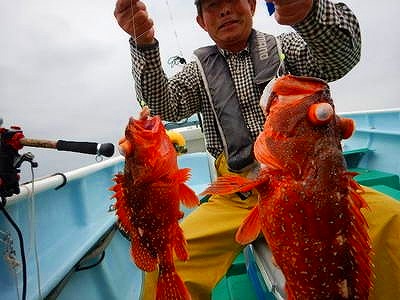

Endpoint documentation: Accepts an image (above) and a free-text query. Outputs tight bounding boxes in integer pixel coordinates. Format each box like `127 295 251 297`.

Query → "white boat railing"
5 156 125 208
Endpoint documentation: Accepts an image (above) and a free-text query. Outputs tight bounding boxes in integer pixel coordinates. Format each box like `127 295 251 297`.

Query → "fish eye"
307 102 334 125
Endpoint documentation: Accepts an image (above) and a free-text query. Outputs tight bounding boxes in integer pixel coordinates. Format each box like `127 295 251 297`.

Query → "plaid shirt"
130 0 361 159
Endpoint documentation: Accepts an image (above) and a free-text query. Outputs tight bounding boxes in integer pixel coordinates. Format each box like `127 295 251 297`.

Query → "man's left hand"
266 0 313 25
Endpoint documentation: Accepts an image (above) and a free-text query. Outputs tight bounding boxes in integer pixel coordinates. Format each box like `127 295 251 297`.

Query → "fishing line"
129 0 151 49
164 0 184 58
27 165 42 299
130 0 137 49
130 0 143 108
129 1 186 70
129 0 154 108
164 0 187 67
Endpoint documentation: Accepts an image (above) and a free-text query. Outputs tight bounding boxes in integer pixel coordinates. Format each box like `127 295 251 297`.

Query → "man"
114 1 400 299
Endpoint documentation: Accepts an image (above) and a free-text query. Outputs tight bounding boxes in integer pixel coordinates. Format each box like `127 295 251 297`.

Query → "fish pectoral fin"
338 117 355 140
172 168 200 208
174 167 192 183
179 183 200 208
200 175 258 196
235 205 261 245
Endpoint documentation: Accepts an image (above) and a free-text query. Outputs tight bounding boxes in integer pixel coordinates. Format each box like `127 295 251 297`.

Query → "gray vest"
194 30 283 172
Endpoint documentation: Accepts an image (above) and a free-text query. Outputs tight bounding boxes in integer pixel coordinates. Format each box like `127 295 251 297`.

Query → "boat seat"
370 185 400 200
342 146 400 190
350 168 400 190
212 252 260 300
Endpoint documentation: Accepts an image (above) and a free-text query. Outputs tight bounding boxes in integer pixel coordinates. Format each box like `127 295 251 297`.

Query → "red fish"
110 107 199 300
202 75 373 299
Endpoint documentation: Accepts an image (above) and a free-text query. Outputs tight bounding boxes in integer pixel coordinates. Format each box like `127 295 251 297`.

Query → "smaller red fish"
110 107 199 300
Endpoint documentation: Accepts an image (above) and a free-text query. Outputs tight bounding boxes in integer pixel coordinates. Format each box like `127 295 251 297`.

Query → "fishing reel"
0 121 115 199
0 126 35 199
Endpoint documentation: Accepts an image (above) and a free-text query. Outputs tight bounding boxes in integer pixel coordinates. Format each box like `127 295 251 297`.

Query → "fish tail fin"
200 175 259 196
235 205 262 244
174 224 189 261
157 269 191 300
175 168 199 208
156 247 191 299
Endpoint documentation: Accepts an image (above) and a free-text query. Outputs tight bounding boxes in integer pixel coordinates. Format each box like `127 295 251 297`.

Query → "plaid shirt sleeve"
130 40 204 122
279 0 361 81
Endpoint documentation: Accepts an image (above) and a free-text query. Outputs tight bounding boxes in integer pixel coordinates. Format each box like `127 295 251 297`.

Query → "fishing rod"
0 125 114 198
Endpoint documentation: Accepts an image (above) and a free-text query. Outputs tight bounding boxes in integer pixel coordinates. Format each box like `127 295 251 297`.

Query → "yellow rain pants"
362 186 400 300
141 155 400 300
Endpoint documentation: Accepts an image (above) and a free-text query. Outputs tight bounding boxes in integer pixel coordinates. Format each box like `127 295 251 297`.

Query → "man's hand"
114 0 155 45
266 0 313 25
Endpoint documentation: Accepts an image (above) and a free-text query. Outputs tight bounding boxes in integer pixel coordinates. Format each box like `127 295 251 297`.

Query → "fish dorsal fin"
235 205 261 244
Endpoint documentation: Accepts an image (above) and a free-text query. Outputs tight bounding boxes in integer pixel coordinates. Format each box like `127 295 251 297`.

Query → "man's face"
196 0 256 52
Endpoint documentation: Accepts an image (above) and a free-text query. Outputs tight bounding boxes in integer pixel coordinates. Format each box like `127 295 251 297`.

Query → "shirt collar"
218 45 250 58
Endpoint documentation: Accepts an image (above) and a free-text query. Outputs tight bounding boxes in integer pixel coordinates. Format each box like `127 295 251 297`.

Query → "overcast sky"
1 0 399 181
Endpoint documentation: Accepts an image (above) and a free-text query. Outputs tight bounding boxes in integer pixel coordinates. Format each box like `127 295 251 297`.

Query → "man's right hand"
114 0 155 46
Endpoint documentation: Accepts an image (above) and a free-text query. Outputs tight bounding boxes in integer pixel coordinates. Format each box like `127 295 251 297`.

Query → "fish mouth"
124 115 162 146
129 116 160 132
141 117 159 131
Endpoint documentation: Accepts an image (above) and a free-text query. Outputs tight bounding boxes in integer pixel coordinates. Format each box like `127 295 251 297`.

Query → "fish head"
256 75 354 175
119 108 178 179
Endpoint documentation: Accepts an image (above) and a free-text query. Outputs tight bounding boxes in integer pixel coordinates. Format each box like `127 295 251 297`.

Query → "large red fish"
110 107 199 300
202 75 373 299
